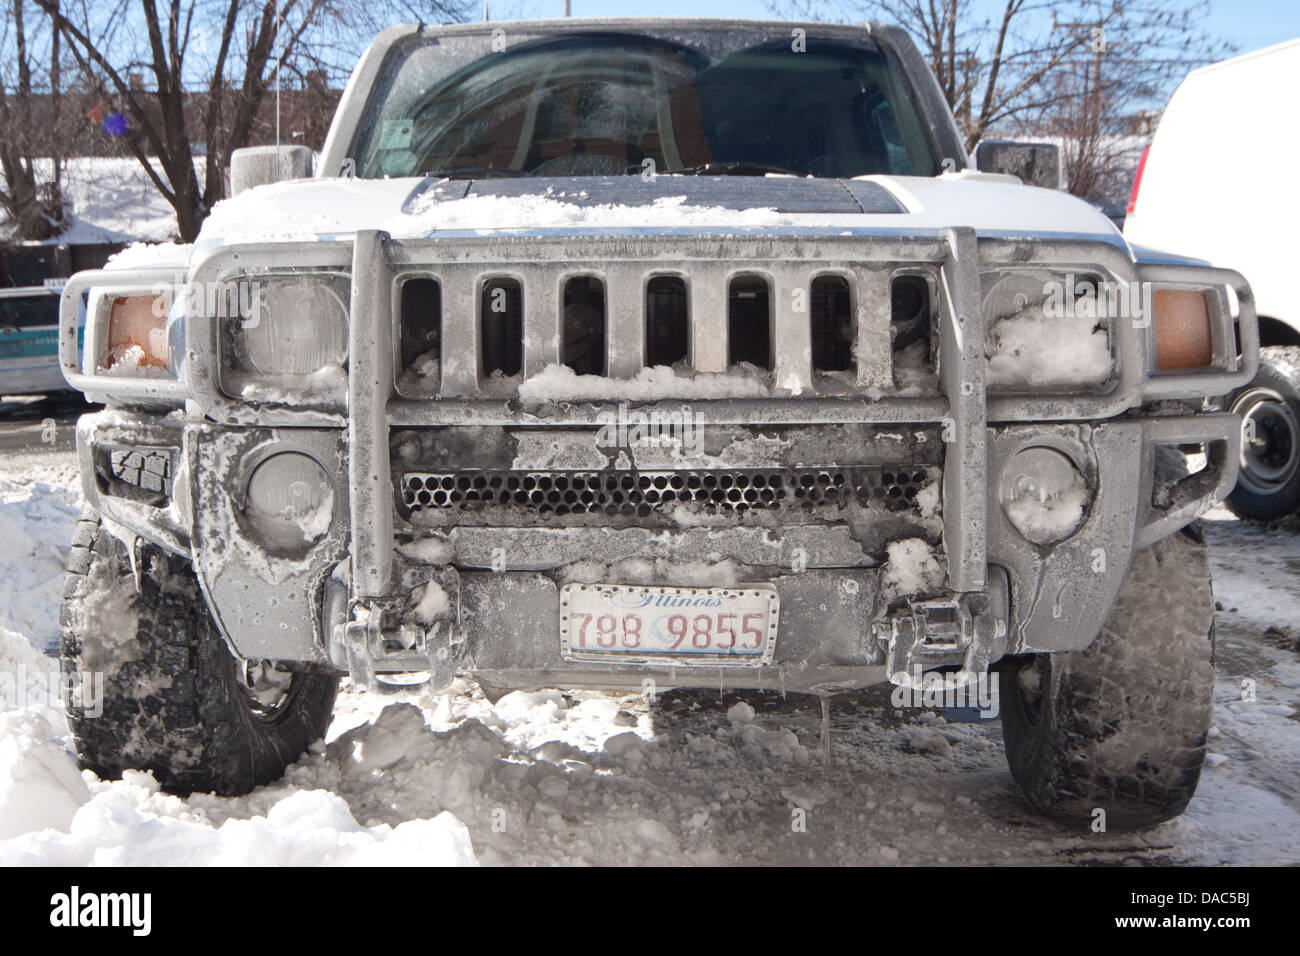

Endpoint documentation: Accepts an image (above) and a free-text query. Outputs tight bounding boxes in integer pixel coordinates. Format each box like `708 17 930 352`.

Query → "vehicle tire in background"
999 525 1214 830
1225 345 1300 520
60 512 338 796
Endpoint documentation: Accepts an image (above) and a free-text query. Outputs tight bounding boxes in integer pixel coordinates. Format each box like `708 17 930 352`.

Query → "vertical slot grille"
810 275 853 372
399 278 441 387
728 275 772 369
645 275 688 367
890 274 931 355
481 277 523 378
562 276 606 376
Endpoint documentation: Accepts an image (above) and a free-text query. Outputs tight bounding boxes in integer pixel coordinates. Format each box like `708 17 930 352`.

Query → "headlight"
998 447 1090 545
101 294 169 373
243 452 334 553
222 273 349 401
983 270 1114 392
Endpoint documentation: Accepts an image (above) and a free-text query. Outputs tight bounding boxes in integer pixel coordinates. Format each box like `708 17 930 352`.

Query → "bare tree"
34 0 474 241
0 0 70 241
1029 0 1230 210
779 0 1099 152
775 0 1231 214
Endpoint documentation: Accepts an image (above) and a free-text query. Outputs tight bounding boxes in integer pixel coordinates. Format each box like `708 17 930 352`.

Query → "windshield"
351 32 940 179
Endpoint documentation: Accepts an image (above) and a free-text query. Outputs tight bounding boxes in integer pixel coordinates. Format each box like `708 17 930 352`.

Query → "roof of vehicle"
386 17 883 35
0 286 60 299
1186 35 1300 78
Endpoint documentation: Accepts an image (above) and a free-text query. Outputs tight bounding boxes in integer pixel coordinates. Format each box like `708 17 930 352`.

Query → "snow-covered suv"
57 19 1258 829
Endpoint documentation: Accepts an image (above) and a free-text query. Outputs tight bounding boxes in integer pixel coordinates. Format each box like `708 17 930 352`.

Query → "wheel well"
1258 315 1300 348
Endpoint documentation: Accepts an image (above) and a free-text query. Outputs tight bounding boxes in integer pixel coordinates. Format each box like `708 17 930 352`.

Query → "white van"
1124 38 1300 518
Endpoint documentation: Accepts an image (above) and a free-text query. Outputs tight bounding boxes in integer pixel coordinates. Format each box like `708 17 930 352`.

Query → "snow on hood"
105 241 194 272
192 170 1121 254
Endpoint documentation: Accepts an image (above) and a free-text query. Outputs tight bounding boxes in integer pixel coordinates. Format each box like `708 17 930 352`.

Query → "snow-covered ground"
1 452 1297 866
2 157 184 245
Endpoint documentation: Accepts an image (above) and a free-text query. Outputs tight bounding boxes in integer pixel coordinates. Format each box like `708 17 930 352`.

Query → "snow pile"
881 538 946 597
0 471 90 844
0 710 90 840
2 157 186 245
905 725 952 755
891 340 940 395
401 191 789 234
1003 480 1089 545
0 469 1298 865
517 363 772 405
737 723 812 765
411 580 450 624
397 350 440 396
105 241 193 271
397 536 454 563
556 556 743 588
0 774 476 866
0 473 82 654
197 178 792 245
100 344 173 379
233 365 347 405
985 309 1113 390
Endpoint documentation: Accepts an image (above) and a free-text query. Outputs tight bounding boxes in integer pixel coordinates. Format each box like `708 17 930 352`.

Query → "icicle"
820 694 832 765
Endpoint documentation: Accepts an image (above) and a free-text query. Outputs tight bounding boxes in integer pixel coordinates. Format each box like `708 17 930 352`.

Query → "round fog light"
999 447 1090 545
245 452 334 552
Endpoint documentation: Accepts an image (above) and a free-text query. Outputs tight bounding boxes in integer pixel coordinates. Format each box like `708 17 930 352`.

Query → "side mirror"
229 145 314 196
974 139 1062 190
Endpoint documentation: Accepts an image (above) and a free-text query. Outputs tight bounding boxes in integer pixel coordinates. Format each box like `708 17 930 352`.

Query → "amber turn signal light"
105 295 169 369
1153 289 1213 371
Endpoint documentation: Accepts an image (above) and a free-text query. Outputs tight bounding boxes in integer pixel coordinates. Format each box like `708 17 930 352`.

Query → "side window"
0 295 58 330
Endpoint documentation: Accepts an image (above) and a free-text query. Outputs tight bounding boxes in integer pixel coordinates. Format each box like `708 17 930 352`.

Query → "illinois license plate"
560 583 779 666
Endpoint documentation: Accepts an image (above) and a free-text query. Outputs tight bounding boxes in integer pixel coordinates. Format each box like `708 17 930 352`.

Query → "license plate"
560 583 779 666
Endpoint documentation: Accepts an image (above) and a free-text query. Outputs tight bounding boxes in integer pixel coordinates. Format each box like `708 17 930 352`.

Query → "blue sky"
520 0 1300 62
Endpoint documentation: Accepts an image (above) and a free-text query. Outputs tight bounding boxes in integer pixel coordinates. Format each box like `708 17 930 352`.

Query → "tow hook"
334 593 460 693
875 592 1007 688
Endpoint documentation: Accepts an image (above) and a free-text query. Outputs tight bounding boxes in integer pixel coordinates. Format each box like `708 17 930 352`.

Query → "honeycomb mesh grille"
399 467 935 520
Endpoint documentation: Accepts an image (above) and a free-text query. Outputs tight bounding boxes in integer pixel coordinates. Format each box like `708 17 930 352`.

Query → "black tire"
60 512 338 796
1225 346 1300 520
999 526 1214 830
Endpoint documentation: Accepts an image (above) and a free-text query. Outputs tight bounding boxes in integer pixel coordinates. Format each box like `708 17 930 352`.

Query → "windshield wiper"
659 162 807 177
421 167 534 179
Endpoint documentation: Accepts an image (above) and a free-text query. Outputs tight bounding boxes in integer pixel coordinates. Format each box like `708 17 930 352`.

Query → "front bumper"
76 406 1240 690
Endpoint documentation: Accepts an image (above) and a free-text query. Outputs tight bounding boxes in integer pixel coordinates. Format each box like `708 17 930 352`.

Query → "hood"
193 170 1122 255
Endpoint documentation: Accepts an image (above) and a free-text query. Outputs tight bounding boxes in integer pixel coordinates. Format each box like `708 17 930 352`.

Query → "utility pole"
1053 15 1108 130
